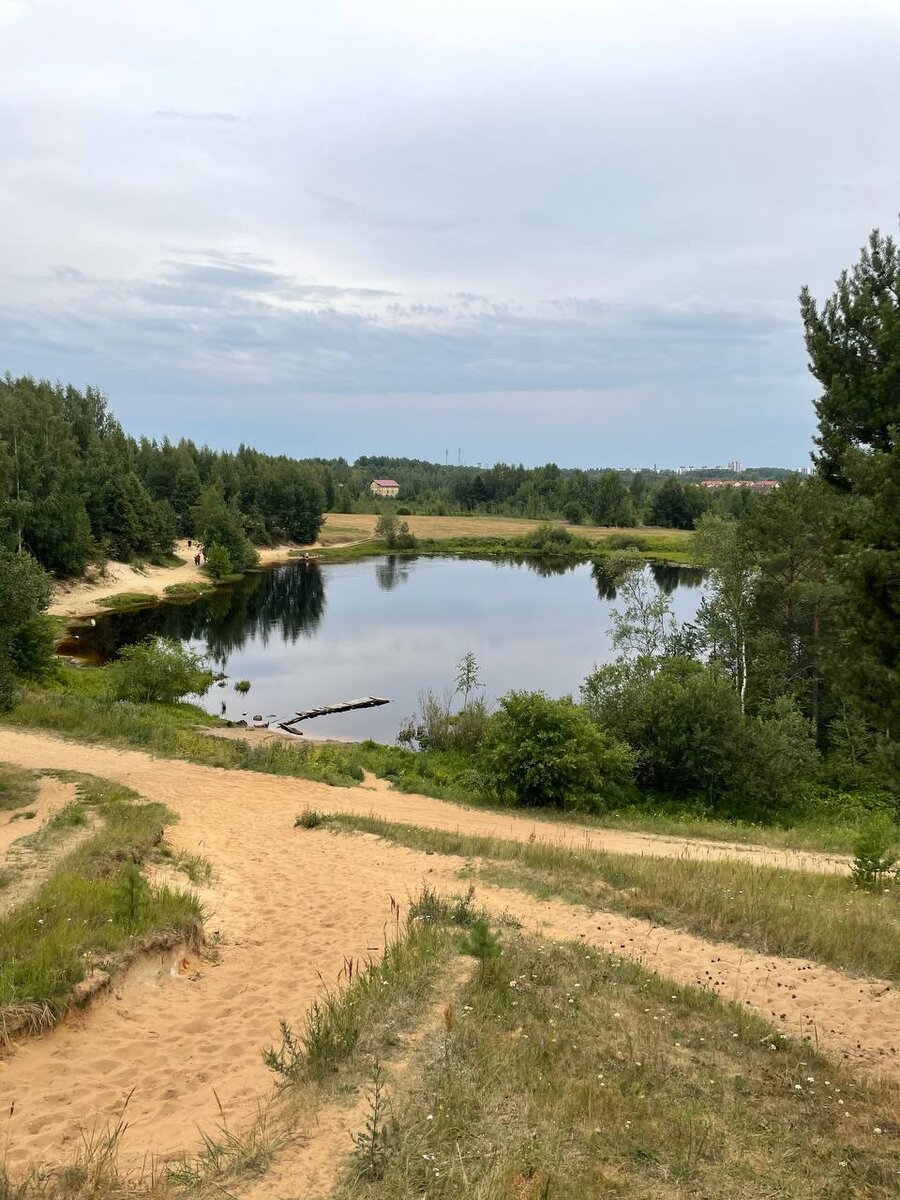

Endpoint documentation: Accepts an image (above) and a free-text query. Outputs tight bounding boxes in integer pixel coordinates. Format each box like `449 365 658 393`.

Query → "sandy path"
0 731 850 878
239 956 475 1200
0 728 889 1178
49 541 307 621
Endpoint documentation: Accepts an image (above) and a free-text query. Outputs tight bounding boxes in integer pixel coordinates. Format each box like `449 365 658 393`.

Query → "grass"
305 513 694 565
334 930 900 1199
0 764 39 812
0 773 201 1033
5 670 885 855
156 845 215 885
94 592 159 610
162 581 213 601
166 884 477 1193
5 668 366 787
326 814 900 981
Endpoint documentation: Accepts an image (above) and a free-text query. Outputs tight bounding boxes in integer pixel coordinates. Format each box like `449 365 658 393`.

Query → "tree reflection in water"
67 561 327 667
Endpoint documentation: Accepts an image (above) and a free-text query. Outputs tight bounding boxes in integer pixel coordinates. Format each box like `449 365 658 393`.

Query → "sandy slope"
48 541 305 620
0 728 893 1175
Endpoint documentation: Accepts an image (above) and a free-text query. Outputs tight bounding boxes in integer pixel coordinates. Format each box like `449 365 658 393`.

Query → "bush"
205 541 234 580
375 513 417 550
481 691 634 810
604 532 650 551
742 698 819 813
582 659 820 818
7 614 56 679
107 637 214 704
582 658 749 808
851 815 898 889
397 690 489 752
515 523 575 552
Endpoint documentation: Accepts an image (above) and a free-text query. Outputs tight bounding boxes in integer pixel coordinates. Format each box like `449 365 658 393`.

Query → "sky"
1 0 898 469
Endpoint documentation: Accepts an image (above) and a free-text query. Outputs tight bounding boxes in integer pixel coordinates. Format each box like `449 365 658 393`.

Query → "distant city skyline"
1 1 898 465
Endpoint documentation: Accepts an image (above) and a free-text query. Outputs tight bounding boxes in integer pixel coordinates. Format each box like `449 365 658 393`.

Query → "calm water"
68 556 704 741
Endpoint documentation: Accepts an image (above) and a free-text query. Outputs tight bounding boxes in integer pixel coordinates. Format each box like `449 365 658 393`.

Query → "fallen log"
277 696 391 727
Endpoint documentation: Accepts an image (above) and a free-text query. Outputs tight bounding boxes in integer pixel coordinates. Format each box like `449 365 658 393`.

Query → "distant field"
321 512 689 546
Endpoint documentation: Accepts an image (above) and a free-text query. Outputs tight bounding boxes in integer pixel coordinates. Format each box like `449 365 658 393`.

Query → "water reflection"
375 555 411 591
68 561 327 665
63 556 705 741
650 563 705 594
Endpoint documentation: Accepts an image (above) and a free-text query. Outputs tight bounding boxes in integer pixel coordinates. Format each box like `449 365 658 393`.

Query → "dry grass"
327 814 900 981
321 512 689 546
334 931 900 1199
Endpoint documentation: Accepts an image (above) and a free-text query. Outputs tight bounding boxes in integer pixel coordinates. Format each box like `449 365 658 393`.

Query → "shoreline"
48 539 310 622
49 514 694 624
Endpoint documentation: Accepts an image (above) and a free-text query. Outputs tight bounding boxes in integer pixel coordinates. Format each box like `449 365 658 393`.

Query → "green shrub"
851 815 898 889
604 532 650 551
295 808 327 829
398 690 489 752
107 637 214 704
582 659 819 818
205 541 234 581
7 614 56 679
481 691 634 810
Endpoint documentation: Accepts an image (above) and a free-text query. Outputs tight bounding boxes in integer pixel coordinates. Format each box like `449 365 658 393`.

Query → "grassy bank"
0 772 201 1032
4 669 887 855
305 530 693 566
324 814 900 981
5 667 368 787
335 930 899 1199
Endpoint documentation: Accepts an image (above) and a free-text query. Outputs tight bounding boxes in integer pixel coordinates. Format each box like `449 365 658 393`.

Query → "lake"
68 556 705 741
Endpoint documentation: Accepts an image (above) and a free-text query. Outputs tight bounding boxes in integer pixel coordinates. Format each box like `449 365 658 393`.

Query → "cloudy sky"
1 0 898 467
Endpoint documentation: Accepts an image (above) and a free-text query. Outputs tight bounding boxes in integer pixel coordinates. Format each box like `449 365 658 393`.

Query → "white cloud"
0 0 898 463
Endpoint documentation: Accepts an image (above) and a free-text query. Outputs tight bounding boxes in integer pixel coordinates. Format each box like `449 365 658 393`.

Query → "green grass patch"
327 814 900 981
162 581 213 601
0 774 201 1027
5 669 366 787
94 591 158 610
0 764 39 812
334 931 900 1199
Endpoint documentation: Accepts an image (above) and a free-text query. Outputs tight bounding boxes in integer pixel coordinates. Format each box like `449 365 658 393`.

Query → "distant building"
727 459 743 473
370 478 400 498
700 479 779 495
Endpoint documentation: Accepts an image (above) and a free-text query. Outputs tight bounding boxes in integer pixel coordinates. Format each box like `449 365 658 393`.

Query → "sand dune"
0 728 893 1176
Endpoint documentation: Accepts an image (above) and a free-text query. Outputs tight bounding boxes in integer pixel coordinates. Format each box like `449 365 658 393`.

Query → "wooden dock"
277 696 390 730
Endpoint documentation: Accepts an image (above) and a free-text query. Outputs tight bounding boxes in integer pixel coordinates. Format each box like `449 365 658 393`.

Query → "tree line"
0 376 329 576
329 456 792 528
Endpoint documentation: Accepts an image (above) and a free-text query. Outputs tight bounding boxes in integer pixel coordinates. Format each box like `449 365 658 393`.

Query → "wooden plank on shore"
277 696 391 727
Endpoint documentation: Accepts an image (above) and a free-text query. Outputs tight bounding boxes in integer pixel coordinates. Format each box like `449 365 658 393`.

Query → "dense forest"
327 457 794 526
0 373 795 582
0 377 330 576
